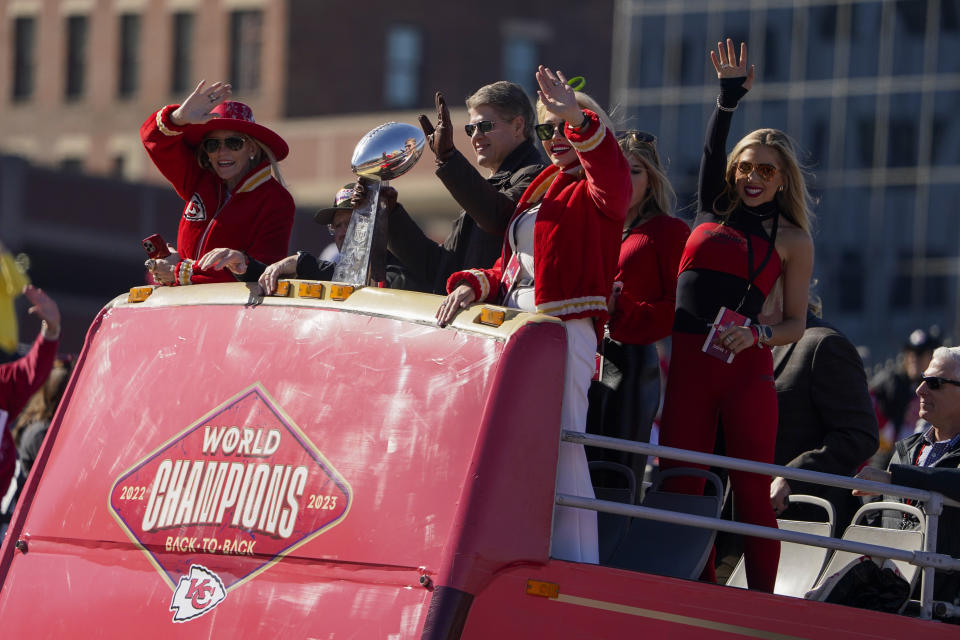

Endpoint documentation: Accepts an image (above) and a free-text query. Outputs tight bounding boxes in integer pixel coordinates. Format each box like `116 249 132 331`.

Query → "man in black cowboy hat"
314 184 356 258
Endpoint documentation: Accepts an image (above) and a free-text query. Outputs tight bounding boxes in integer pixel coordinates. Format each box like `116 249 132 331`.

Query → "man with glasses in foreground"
855 346 960 608
382 82 544 294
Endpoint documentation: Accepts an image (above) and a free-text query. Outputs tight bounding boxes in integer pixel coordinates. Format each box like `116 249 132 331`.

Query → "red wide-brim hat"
183 101 289 161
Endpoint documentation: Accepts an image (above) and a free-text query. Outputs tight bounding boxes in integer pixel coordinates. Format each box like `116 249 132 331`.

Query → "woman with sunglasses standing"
437 66 631 563
656 39 815 592
140 80 294 285
588 132 690 486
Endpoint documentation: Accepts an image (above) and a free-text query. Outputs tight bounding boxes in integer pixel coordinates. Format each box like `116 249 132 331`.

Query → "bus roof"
113 281 562 342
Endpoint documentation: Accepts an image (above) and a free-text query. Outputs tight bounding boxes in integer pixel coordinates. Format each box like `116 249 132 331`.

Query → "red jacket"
447 110 630 341
140 105 295 284
609 215 690 344
0 332 58 496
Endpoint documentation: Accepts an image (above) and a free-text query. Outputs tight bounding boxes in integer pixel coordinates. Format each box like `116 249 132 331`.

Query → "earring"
249 155 255 160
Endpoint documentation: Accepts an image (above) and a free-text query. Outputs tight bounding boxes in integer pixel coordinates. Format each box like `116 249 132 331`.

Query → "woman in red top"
437 66 631 563
657 40 815 592
589 132 689 484
140 80 295 285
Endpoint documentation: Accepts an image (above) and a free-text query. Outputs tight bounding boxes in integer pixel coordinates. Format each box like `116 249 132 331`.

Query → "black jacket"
772 313 879 527
885 433 960 604
240 251 335 283
387 139 545 295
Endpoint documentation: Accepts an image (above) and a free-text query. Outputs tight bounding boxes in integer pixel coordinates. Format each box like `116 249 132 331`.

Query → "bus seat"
812 502 925 595
726 494 835 595
607 468 723 580
589 461 637 566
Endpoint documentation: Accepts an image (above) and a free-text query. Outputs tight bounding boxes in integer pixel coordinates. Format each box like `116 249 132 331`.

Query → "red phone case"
143 234 171 260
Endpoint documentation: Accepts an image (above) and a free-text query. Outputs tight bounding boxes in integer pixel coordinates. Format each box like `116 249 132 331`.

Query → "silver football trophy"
332 122 425 285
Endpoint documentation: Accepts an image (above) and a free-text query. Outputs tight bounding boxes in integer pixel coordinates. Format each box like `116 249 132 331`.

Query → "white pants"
550 317 599 564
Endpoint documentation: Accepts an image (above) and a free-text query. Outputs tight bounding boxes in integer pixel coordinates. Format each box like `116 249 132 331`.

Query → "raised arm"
0 286 59 418
140 81 233 201
536 66 631 221
436 150 540 235
419 92 533 235
699 39 755 215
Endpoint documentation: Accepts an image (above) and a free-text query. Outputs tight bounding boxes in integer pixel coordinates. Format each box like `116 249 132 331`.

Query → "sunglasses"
921 375 960 391
201 136 246 153
464 120 496 137
618 130 658 145
535 121 567 141
735 160 779 182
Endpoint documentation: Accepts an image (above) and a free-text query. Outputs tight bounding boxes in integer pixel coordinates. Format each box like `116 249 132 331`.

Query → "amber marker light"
128 286 154 303
477 306 506 327
330 284 355 301
525 579 559 599
275 281 291 296
297 282 325 299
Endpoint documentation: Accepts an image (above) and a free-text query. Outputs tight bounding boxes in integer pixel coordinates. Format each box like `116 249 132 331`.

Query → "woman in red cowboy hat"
140 80 295 286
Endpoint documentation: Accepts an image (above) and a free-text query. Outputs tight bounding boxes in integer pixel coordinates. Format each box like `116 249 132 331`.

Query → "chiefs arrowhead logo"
184 193 206 221
170 564 226 622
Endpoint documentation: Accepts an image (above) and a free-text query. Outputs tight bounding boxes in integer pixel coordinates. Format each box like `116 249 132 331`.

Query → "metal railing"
559 431 960 621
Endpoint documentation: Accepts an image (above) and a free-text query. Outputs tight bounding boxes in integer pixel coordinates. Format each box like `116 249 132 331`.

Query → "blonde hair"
719 128 815 233
618 135 676 222
196 134 287 188
536 91 616 134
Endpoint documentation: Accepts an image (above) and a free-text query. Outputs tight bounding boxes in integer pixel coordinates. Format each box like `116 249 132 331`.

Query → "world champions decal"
108 383 352 621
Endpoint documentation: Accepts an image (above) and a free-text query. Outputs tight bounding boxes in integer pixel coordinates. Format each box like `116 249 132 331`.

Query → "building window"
837 249 865 312
112 155 126 179
384 25 422 109
764 8 793 82
679 13 709 86
65 15 88 100
633 15 665 88
170 12 194 95
12 16 36 101
887 93 921 168
230 10 262 92
118 14 141 98
503 37 537 96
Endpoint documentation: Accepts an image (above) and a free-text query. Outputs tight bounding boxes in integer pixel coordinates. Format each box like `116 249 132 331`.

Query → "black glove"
351 179 399 214
418 92 455 163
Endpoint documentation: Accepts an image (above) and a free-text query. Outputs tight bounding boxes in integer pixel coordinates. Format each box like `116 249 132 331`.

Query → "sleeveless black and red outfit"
658 81 782 592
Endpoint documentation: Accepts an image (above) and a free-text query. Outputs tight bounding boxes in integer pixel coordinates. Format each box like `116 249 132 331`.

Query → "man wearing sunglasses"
870 328 942 468
855 346 960 609
384 82 545 294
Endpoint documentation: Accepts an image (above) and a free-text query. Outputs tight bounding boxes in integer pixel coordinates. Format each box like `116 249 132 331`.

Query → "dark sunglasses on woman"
735 160 778 182
921 375 960 391
535 122 567 141
617 130 658 146
464 121 496 137
202 136 247 153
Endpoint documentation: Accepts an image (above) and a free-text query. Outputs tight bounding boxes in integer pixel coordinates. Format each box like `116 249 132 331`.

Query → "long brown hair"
618 133 676 224
12 357 73 442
